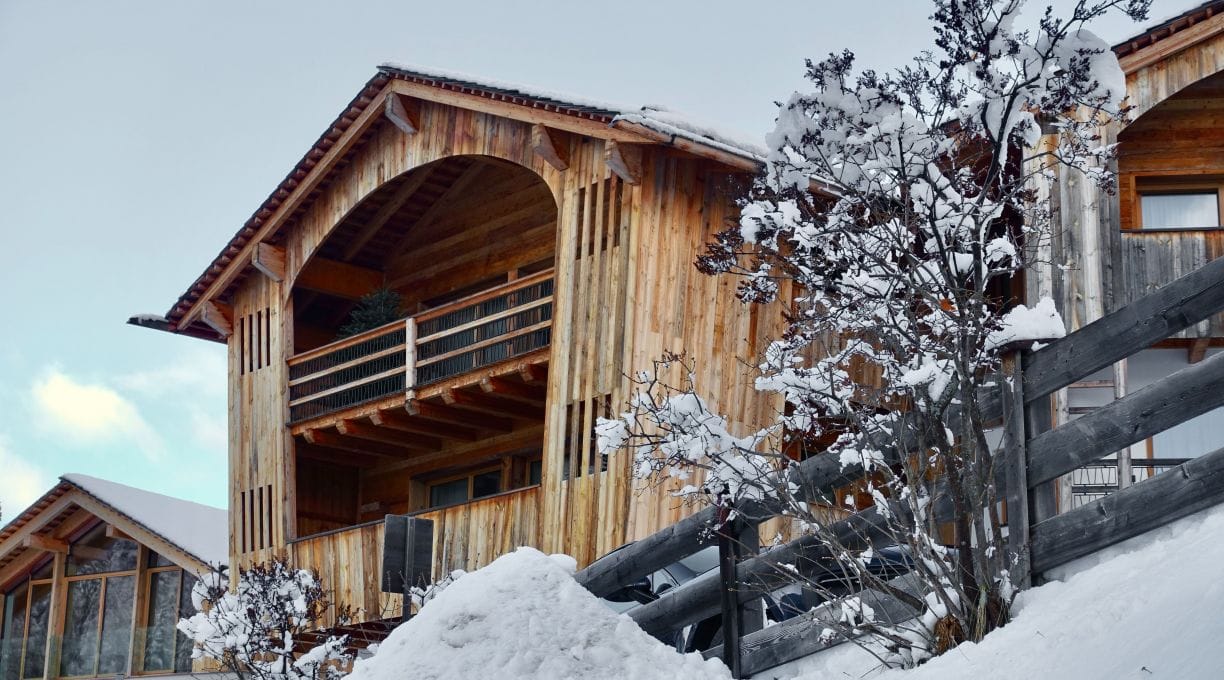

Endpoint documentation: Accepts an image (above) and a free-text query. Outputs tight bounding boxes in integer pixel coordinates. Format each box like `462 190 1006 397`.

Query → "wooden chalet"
0 475 226 680
135 64 789 622
1028 0 1224 507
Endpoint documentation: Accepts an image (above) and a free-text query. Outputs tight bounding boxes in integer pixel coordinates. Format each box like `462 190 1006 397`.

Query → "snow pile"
986 297 1066 350
348 547 729 680
62 473 228 566
776 502 1224 679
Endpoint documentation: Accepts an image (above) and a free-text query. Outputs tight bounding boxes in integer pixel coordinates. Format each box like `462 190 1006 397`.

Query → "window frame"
425 464 503 510
57 570 137 679
1132 176 1224 230
136 565 192 676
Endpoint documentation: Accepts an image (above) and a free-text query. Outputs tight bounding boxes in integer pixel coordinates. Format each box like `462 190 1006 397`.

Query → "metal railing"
287 270 553 422
1070 458 1191 508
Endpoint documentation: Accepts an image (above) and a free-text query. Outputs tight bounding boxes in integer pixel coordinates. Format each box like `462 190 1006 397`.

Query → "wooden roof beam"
21 534 67 553
251 243 286 282
336 418 441 451
302 428 416 458
531 124 569 171
605 141 642 185
295 256 383 300
442 388 545 420
295 440 384 468
341 164 438 261
406 400 513 432
480 377 546 404
384 92 420 135
200 300 233 339
370 409 481 441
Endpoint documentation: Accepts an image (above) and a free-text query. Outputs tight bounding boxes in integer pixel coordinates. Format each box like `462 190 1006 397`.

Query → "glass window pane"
1141 192 1219 228
1 584 29 680
98 576 134 675
174 575 196 673
142 572 180 672
22 584 51 679
472 471 501 499
60 580 102 676
429 479 468 508
528 460 542 486
67 524 138 576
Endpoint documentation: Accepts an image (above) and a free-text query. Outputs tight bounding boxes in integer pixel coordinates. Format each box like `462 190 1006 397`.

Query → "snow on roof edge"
61 474 228 568
378 61 768 163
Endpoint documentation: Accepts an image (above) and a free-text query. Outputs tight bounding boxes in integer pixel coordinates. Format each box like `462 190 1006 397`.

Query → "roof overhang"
1112 0 1224 73
150 67 766 342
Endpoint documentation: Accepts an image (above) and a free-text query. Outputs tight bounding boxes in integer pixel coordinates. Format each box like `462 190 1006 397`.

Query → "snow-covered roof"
1112 0 1224 58
61 474 227 567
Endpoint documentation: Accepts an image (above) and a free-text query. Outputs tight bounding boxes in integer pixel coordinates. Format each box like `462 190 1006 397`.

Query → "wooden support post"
716 504 744 679
531 124 569 171
1001 351 1031 588
604 141 642 185
200 300 233 339
384 92 419 135
1113 360 1133 490
1025 383 1059 526
251 242 286 282
405 317 417 397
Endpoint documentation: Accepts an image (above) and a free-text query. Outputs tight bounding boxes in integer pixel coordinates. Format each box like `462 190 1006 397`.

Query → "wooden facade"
143 65 789 625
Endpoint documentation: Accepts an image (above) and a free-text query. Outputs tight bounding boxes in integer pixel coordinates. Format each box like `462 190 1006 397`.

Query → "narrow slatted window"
238 317 246 376
239 491 248 552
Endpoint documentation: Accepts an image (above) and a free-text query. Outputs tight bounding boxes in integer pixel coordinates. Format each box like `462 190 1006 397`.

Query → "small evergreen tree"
337 288 403 338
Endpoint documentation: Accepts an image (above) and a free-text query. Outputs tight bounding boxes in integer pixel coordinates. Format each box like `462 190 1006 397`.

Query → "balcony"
287 270 554 424
287 485 542 624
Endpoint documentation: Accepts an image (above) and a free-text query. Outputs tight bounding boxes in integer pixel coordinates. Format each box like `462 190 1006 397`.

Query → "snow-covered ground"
350 504 1224 680
773 503 1224 680
346 548 729 680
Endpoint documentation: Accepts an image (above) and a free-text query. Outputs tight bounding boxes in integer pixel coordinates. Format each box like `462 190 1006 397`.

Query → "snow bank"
775 502 1224 679
348 547 729 680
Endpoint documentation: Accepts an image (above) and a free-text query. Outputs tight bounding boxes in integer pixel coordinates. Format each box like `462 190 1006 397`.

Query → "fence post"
717 504 744 678
1001 350 1031 588
1025 350 1059 532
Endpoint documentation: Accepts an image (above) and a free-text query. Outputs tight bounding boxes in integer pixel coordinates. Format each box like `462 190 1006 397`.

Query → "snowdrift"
347 547 728 680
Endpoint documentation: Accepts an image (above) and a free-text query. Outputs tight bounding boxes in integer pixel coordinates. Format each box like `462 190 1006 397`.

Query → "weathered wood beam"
371 409 480 441
302 428 417 458
295 257 383 300
480 377 546 403
200 300 234 339
1027 350 1224 488
1023 254 1224 404
22 534 68 553
518 363 546 384
251 243 286 282
406 400 513 432
295 440 384 468
336 418 441 451
1031 445 1224 574
442 388 544 420
393 162 487 250
604 141 642 185
104 525 133 541
383 92 419 135
531 124 569 171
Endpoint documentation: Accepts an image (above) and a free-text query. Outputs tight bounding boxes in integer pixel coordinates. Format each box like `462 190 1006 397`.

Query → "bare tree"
598 0 1149 666
178 559 354 680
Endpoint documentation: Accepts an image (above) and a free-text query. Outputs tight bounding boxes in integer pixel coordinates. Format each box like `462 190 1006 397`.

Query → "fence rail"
286 271 554 422
574 253 1224 677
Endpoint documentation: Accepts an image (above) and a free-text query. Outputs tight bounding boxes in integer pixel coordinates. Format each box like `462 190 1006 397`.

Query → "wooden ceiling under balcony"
292 352 548 477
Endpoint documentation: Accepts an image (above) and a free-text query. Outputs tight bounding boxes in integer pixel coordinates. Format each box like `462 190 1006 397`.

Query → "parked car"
593 542 915 653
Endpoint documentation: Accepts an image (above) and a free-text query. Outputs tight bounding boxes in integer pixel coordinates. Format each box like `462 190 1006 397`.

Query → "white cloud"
31 369 164 460
116 347 226 397
0 438 51 522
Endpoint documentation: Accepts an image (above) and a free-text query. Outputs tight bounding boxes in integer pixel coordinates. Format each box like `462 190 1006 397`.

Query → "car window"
676 546 719 576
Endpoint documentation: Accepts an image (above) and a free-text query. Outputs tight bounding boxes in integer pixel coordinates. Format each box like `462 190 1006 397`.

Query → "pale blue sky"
0 0 1177 515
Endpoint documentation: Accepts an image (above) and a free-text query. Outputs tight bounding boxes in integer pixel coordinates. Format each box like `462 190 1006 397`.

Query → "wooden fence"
286 271 553 422
574 253 1224 677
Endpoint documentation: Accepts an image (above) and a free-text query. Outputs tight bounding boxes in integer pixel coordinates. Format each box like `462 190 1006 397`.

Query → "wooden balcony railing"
287 270 554 422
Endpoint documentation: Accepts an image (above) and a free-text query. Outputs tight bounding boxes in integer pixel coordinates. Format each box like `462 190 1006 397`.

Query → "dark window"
21 584 50 680
429 478 469 508
529 459 543 486
0 582 29 680
66 524 137 576
143 570 195 674
472 470 501 499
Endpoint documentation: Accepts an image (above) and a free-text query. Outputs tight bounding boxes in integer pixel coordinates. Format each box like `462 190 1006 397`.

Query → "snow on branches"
178 559 354 680
601 0 1149 666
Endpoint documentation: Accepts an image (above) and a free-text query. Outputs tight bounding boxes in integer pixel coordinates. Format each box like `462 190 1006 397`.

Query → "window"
141 564 195 675
426 468 502 509
1136 178 1224 229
